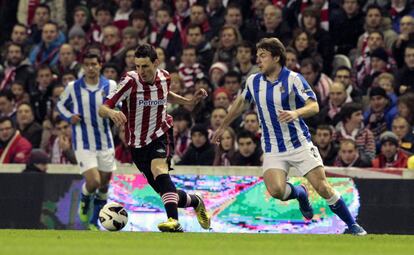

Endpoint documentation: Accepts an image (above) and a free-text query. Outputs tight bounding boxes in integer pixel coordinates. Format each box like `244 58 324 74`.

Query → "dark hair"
225 3 242 15
0 116 15 128
17 102 34 114
366 4 383 16
191 3 206 13
223 71 241 83
339 102 363 123
13 22 28 30
397 92 414 125
129 10 148 24
35 3 51 14
182 45 197 53
156 5 173 17
187 23 203 33
300 58 320 73
0 91 14 101
102 62 120 74
237 130 256 143
53 116 69 126
244 111 259 122
95 4 114 17
316 124 333 135
237 40 255 52
43 21 59 30
83 53 101 63
256 37 286 66
405 43 414 51
171 108 193 127
6 42 23 52
135 44 158 62
368 30 384 40
334 65 352 76
339 138 357 149
301 7 321 27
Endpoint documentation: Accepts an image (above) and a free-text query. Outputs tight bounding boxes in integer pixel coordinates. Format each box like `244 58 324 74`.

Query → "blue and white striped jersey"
57 76 117 151
241 67 316 153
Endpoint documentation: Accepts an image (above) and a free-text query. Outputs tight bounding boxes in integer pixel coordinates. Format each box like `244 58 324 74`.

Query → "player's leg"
176 189 210 229
79 167 101 224
151 158 183 232
263 154 313 219
305 166 367 235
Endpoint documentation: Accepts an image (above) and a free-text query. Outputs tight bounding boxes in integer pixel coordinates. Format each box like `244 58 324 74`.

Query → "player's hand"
277 110 299 123
212 126 225 145
71 114 81 124
110 110 127 126
192 88 208 105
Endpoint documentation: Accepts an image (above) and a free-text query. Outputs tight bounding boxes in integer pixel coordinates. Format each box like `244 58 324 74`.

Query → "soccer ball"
99 202 128 231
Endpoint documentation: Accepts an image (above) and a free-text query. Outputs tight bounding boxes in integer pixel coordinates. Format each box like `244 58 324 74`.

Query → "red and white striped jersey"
104 69 173 148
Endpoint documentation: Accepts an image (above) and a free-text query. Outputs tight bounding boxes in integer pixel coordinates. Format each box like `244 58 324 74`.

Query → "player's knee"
86 178 101 190
268 186 285 200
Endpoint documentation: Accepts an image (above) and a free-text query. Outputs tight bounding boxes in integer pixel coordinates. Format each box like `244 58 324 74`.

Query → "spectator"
291 29 320 64
29 22 65 67
115 125 132 164
88 4 114 43
301 7 334 74
231 130 262 166
30 65 55 122
189 3 212 40
357 4 397 53
155 47 175 72
392 15 414 68
27 4 51 45
102 62 120 82
186 23 214 73
22 149 50 173
375 72 398 106
392 116 414 154
257 4 291 46
0 42 35 92
10 81 30 105
319 81 352 125
121 27 139 50
70 5 91 33
60 71 77 87
334 139 372 167
68 25 87 62
52 44 81 78
397 92 414 127
129 10 150 45
46 117 76 164
213 25 242 68
222 71 242 101
0 91 16 122
243 111 261 142
396 43 414 94
335 102 376 161
177 124 215 166
209 107 227 138
113 0 133 31
364 87 398 140
209 62 228 88
333 66 363 103
213 87 231 110
10 23 29 46
173 0 191 43
150 6 182 60
330 0 365 55
300 58 331 104
178 46 204 90
206 0 225 39
167 73 184 113
122 47 136 74
372 131 409 168
224 3 257 44
389 0 414 33
314 125 338 166
102 25 123 63
0 116 31 163
285 47 300 72
16 103 42 148
213 126 237 166
171 108 192 163
233 41 260 84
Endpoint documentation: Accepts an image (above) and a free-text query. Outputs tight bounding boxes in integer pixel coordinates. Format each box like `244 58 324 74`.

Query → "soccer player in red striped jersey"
99 44 210 232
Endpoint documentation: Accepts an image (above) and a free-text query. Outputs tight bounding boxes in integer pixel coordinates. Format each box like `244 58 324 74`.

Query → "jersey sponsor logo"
137 99 167 106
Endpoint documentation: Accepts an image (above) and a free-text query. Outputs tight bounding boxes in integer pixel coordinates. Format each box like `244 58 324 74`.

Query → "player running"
57 53 117 230
212 38 367 235
99 44 210 232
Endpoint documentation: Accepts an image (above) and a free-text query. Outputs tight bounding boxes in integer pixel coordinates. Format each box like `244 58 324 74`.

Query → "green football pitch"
0 230 413 255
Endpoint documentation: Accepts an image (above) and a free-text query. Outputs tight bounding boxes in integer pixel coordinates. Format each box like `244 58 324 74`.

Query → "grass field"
0 230 413 255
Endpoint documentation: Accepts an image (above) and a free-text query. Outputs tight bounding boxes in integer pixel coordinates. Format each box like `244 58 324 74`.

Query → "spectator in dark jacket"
231 130 262 166
16 103 42 148
334 139 372 167
22 149 49 173
315 125 338 166
396 44 414 94
177 124 215 166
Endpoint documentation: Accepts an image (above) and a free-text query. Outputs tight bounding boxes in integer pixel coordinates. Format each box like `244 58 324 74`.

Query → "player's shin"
89 190 108 227
155 174 179 220
177 189 200 208
326 191 356 228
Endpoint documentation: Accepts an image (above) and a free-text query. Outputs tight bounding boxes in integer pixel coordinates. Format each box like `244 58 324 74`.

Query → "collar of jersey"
262 66 288 86
80 75 106 91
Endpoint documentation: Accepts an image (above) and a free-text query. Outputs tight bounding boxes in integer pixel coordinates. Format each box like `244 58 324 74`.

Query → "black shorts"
130 128 174 174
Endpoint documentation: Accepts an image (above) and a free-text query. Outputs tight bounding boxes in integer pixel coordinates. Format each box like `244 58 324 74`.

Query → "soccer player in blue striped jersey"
57 53 117 230
213 38 367 235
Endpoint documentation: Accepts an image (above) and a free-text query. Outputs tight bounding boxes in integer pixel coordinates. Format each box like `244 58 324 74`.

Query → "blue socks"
284 182 306 201
328 197 356 228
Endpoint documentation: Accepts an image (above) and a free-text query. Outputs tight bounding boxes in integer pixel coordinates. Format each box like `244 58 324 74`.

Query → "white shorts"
74 149 117 174
262 142 324 176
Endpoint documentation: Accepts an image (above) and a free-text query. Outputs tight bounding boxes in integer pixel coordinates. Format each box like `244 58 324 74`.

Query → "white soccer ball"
99 202 128 231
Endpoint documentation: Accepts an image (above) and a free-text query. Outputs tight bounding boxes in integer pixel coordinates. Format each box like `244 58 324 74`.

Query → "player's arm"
98 104 127 125
212 95 249 143
295 99 319 118
56 83 81 124
167 88 207 106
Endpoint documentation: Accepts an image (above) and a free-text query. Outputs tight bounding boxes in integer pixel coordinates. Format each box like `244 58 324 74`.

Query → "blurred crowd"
1 0 414 171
